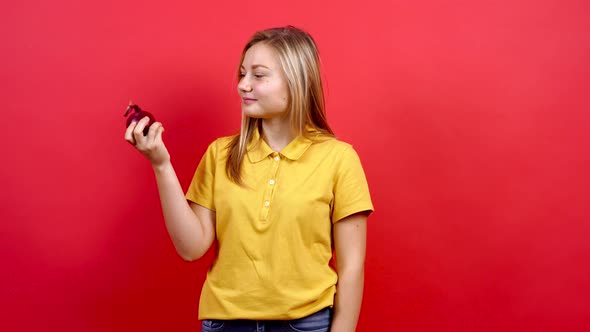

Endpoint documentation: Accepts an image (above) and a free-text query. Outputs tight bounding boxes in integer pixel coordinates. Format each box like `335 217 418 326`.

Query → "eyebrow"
240 64 271 70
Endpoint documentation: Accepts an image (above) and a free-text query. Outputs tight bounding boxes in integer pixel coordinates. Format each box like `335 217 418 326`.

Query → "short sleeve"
332 146 374 223
185 140 217 211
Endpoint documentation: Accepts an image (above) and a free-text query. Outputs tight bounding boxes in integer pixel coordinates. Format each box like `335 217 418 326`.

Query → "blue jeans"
201 307 332 332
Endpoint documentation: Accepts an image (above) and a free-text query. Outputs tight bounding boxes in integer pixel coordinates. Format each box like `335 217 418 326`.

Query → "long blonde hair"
226 26 334 184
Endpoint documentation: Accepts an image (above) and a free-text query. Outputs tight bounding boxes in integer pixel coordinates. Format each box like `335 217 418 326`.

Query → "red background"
1 0 589 331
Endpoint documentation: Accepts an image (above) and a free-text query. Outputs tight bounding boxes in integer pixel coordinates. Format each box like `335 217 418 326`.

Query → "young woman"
125 26 374 332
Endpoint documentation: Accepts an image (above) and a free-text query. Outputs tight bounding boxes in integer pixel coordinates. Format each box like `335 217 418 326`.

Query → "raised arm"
125 116 216 261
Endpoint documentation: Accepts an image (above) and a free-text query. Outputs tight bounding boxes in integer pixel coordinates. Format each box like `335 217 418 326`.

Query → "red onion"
124 102 155 136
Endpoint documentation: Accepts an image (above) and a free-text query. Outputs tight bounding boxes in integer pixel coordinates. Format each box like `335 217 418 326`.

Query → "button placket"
260 153 281 221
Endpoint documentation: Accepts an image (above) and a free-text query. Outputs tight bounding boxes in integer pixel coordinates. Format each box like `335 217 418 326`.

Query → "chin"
242 107 265 118
242 105 287 120
242 108 261 118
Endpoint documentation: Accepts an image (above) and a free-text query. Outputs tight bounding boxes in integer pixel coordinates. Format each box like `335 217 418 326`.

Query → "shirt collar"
247 126 314 163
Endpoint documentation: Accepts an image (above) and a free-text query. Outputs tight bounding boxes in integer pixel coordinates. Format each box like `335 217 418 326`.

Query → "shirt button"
264 201 270 207
269 179 275 185
274 156 280 161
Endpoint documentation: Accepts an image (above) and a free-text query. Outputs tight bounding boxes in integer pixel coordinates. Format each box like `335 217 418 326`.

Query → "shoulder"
195 135 237 165
312 137 369 174
212 134 237 148
310 136 356 156
205 134 238 154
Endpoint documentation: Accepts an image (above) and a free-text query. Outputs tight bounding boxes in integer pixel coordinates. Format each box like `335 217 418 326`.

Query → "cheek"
260 81 286 100
276 82 289 104
253 79 289 107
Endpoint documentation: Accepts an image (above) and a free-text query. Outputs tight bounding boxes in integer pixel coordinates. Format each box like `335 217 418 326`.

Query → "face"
238 43 289 119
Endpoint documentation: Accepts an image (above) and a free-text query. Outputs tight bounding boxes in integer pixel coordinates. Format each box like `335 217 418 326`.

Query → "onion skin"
124 104 155 136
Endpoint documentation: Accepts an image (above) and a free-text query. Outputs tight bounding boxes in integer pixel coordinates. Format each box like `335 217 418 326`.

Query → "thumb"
155 126 165 144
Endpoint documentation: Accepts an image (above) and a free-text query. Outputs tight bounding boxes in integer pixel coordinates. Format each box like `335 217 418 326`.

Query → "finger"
146 122 162 142
125 121 138 145
133 116 151 143
155 125 165 144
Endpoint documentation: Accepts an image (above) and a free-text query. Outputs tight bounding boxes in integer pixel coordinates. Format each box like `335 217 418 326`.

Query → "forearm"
152 161 206 260
331 267 364 332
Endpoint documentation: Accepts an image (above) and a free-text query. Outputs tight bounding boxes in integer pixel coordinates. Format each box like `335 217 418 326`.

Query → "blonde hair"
226 26 334 184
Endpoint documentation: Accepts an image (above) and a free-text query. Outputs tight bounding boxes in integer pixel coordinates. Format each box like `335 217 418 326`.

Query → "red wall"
1 0 588 331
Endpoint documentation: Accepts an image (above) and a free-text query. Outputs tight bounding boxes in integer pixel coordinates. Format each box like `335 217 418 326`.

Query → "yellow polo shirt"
185 127 374 320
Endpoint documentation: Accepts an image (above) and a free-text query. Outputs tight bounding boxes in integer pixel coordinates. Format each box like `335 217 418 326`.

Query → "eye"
254 74 264 78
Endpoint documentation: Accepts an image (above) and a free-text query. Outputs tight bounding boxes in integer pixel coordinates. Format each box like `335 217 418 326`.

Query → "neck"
260 116 296 152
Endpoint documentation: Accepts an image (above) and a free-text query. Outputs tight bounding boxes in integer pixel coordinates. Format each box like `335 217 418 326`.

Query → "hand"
125 116 170 168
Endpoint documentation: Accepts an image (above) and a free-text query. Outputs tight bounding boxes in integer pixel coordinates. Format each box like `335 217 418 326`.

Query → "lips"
242 98 257 104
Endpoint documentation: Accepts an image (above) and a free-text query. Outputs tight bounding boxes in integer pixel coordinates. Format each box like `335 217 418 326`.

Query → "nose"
238 75 252 92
